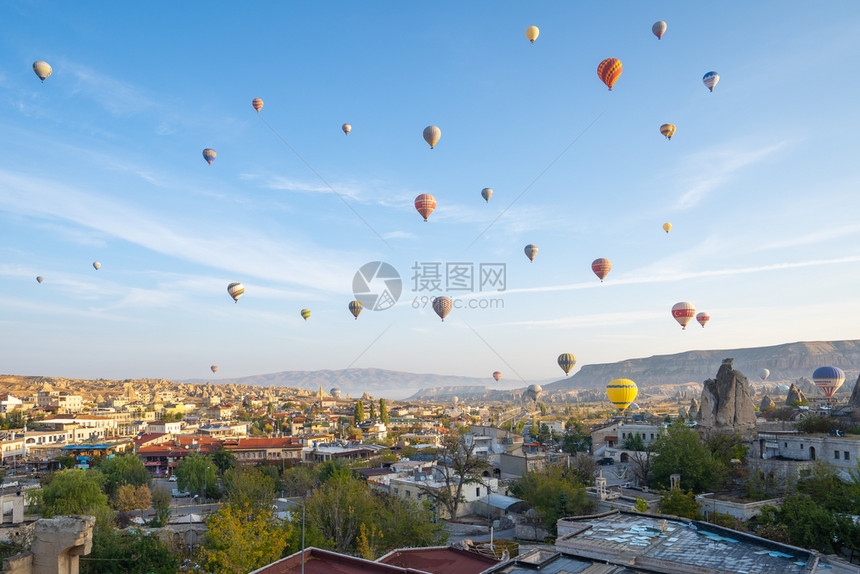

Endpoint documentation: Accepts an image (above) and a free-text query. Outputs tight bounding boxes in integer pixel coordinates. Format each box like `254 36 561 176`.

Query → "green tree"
282 464 319 497
98 454 151 497
633 497 648 512
222 466 275 509
380 399 389 425
175 454 218 498
212 447 237 475
354 401 365 423
622 432 646 451
82 530 177 574
509 465 593 534
658 489 700 519
55 455 76 469
202 503 290 574
369 401 376 420
39 469 108 517
798 461 851 511
561 427 592 454
149 485 171 527
650 424 724 493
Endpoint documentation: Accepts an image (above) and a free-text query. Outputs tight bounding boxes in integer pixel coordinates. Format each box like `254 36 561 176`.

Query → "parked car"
171 489 191 498
597 457 614 465
168 475 177 482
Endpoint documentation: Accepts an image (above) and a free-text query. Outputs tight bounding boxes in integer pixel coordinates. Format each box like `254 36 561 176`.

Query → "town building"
222 438 303 464
757 431 860 479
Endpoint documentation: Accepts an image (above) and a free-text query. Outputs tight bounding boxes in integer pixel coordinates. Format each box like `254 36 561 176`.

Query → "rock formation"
849 374 860 417
689 397 699 414
785 383 807 406
696 358 758 437
759 396 776 411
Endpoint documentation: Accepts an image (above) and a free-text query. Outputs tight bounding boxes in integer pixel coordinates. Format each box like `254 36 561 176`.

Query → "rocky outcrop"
689 398 699 414
849 374 860 417
696 358 758 437
759 396 776 411
786 383 807 406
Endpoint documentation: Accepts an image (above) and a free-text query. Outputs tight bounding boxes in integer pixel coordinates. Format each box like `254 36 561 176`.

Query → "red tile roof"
377 547 499 574
251 548 430 574
134 433 167 445
224 438 303 449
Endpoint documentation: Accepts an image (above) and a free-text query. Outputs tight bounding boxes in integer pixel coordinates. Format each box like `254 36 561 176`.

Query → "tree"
98 454 151 497
633 497 648 512
622 432 646 452
416 434 490 520
222 466 275 509
305 472 368 553
40 469 108 517
202 503 290 574
82 530 177 574
568 453 597 486
282 464 319 497
798 461 851 511
150 485 171 527
561 427 592 454
650 424 724 493
658 488 700 519
369 401 376 420
114 484 151 519
175 454 218 498
509 465 593 534
380 399 389 425
354 401 365 423
212 447 237 475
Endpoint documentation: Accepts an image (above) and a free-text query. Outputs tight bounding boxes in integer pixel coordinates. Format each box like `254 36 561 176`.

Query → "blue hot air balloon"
812 366 845 399
703 71 720 92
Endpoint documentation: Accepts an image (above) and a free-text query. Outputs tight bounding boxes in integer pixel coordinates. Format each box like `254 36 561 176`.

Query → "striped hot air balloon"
597 58 622 90
227 282 244 303
349 300 363 320
703 71 720 92
301 309 311 321
432 296 452 322
652 21 667 40
342 123 351 135
591 258 611 282
812 366 845 399
524 244 538 262
423 125 441 149
671 302 695 329
525 26 539 44
492 371 502 382
607 379 638 411
33 61 52 82
211 365 218 373
414 194 437 222
660 124 676 140
203 148 217 165
558 353 576 376
252 98 264 112
696 312 710 328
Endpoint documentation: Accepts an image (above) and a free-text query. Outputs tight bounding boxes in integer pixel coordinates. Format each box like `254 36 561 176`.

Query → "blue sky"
3 3 860 387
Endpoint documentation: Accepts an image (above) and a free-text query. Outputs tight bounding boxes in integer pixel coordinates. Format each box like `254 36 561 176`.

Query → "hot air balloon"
660 124 676 140
671 302 695 329
432 296 452 322
812 366 845 399
558 353 576 376
251 98 264 112
92 262 101 270
211 365 218 373
423 126 441 149
758 368 770 381
414 194 437 222
652 21 667 39
703 71 720 92
696 312 710 328
330 388 342 399
492 371 502 382
453 396 459 405
36 276 44 284
203 148 217 165
349 300 363 320
591 258 611 282
607 379 638 411
342 123 351 135
301 309 311 321
33 61 52 82
227 282 244 303
525 384 542 403
524 244 539 262
663 222 672 233
525 26 540 44
597 58 622 90
481 188 493 202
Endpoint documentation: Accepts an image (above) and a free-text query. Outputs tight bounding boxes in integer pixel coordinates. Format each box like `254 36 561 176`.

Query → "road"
150 477 222 517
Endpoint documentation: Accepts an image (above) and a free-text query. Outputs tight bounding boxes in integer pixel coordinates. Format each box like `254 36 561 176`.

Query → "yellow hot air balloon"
342 123 352 135
33 61 52 82
660 123 676 140
606 379 638 411
525 26 540 44
202 148 217 165
349 300 363 319
662 222 672 233
301 309 311 321
423 126 441 149
252 98 264 112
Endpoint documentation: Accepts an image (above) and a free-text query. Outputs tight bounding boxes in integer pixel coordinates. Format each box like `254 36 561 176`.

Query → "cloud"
754 223 860 252
497 310 664 329
62 62 157 117
382 230 417 240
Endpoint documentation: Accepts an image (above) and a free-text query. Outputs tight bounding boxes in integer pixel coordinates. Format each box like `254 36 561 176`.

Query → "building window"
800 444 803 449
846 452 851 460
836 450 841 459
477 487 481 497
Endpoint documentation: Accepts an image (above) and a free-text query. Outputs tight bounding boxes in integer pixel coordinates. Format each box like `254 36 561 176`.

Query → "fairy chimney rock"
696 358 757 437
786 383 807 406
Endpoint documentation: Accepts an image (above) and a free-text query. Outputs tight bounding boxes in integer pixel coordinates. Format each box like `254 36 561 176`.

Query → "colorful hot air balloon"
758 368 770 381
432 296 452 322
558 353 576 376
342 123 351 135
251 98 264 112
481 188 493 202
607 379 638 411
414 194 437 222
663 222 672 233
203 148 217 165
36 276 43 284
525 26 540 44
696 312 710 328
92 261 101 270
671 302 695 329
301 309 311 321
33 61 52 82
227 282 244 303
703 71 720 92
591 258 611 282
211 365 218 373
524 244 538 262
660 124 676 140
652 21 667 40
812 366 845 399
423 125 441 149
349 300 363 319
492 371 502 382
597 58 622 90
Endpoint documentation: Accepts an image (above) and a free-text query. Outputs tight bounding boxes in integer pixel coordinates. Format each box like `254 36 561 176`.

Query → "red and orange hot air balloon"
597 58 622 90
591 258 611 282
414 194 437 222
492 371 502 382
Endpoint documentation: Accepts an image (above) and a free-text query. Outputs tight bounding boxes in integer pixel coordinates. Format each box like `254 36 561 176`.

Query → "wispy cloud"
497 310 664 329
62 62 156 117
755 223 860 252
